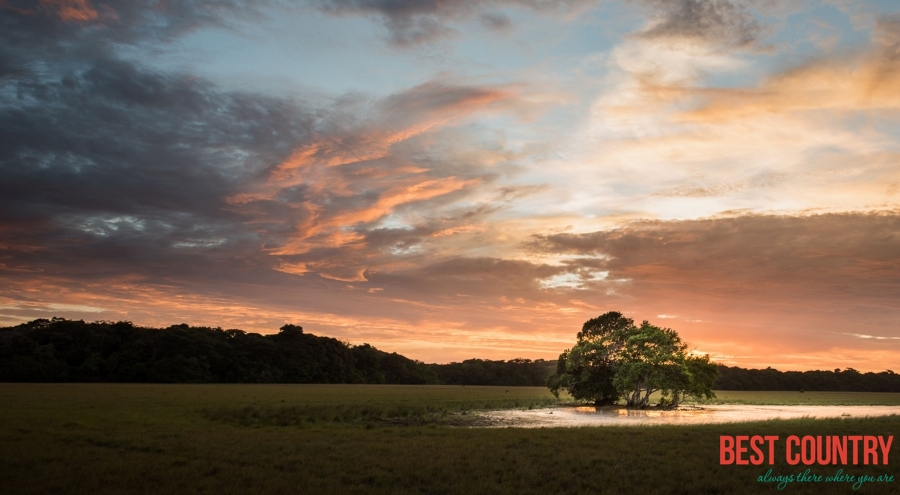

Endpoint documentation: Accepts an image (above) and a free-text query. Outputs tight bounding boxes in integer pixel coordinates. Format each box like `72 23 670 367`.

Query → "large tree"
547 312 718 409
546 311 633 405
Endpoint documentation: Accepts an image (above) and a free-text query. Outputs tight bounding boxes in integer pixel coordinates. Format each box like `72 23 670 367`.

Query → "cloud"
0 54 535 290
1 0 545 305
0 52 320 289
634 0 762 48
0 6 540 308
35 0 100 22
376 256 563 296
652 172 791 198
517 211 900 367
685 13 900 119
0 0 275 118
263 80 516 174
563 10 900 222
3 0 899 370
529 211 900 317
227 78 528 282
313 0 595 45
6 210 900 367
0 0 269 63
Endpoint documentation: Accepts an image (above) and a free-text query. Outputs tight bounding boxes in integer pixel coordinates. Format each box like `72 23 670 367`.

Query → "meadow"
708 391 900 406
1 384 898 494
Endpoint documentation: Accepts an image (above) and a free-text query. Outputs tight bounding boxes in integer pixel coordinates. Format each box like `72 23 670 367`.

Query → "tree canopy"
714 365 900 392
547 312 719 408
0 318 555 386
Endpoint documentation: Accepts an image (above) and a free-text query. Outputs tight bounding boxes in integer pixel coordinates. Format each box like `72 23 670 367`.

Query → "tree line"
2 317 898 392
714 365 900 392
0 318 554 386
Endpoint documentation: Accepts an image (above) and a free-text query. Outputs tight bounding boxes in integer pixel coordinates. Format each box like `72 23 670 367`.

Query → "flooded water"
477 405 900 428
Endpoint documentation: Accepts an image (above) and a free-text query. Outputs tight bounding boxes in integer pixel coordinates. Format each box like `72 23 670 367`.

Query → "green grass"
1 384 898 494
196 384 564 426
705 390 900 406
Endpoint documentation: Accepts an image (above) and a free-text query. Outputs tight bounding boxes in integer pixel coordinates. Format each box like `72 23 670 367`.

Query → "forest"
713 364 900 392
0 318 554 386
1 318 898 391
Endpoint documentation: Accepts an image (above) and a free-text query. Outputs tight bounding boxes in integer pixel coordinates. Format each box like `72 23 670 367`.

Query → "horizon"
2 1 900 372
6 316 898 374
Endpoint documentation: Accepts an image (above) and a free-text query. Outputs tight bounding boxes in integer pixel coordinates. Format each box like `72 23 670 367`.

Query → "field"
708 391 900 406
1 384 898 494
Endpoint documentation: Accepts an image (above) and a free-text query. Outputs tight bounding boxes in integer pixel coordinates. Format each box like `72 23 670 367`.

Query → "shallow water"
478 405 900 428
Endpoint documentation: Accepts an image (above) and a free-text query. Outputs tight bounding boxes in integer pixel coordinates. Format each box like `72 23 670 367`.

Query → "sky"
2 0 900 371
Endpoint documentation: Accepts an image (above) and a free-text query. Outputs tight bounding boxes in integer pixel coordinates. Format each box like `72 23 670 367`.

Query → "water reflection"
481 405 900 428
571 406 709 418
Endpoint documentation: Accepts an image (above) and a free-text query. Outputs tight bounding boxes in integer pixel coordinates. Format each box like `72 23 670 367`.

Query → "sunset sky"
2 0 899 370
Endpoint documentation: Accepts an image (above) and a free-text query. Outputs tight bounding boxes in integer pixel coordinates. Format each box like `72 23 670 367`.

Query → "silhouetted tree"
548 312 718 408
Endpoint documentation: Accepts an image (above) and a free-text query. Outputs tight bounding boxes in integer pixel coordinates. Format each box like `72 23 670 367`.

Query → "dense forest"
714 365 900 392
1 318 898 391
0 318 554 386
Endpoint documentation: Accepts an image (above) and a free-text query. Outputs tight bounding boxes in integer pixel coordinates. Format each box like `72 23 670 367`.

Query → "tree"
547 311 633 405
547 312 719 409
613 321 717 408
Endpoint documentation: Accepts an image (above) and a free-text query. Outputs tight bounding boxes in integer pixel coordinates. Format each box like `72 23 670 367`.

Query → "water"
478 405 900 428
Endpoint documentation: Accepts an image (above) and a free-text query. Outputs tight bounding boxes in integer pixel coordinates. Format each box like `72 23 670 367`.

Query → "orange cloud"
8 209 900 370
431 225 484 237
273 176 479 255
273 82 515 173
41 0 98 22
684 20 900 120
225 80 521 287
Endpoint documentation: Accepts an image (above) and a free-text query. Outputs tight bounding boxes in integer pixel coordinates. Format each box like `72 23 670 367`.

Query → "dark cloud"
480 11 511 30
312 0 764 47
0 0 266 48
513 212 900 363
635 0 762 47
0 0 270 105
528 212 900 315
0 2 315 285
0 0 527 294
0 54 318 284
369 256 565 300
313 0 594 45
0 58 311 216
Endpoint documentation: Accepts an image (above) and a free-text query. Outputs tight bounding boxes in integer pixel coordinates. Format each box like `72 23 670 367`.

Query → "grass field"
1 384 898 494
708 391 900 406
